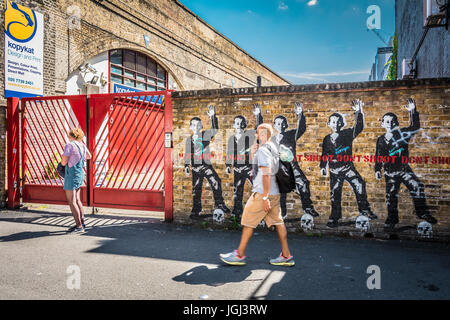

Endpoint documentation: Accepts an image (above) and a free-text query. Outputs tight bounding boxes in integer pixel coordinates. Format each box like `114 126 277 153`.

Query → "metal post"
88 95 95 209
7 97 21 209
86 95 91 207
164 91 174 222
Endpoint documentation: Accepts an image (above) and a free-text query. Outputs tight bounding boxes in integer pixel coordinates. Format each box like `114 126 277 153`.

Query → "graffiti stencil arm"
320 136 331 176
253 103 263 128
351 99 364 138
375 137 384 179
208 105 219 137
404 98 420 133
225 135 234 173
294 102 306 141
184 138 191 176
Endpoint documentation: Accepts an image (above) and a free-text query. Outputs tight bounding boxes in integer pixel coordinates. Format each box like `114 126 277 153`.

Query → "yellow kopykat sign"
4 0 43 98
4 0 38 42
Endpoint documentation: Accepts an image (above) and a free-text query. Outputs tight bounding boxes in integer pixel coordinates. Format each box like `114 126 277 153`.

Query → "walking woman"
61 128 91 233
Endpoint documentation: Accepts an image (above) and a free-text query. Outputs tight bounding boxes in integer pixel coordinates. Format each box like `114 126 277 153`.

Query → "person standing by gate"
61 128 91 233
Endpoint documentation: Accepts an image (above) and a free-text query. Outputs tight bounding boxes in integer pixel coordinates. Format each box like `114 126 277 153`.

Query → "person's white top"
251 141 280 195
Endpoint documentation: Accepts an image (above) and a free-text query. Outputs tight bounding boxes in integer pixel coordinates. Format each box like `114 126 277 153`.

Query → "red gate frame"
164 91 173 222
6 91 174 222
7 97 20 209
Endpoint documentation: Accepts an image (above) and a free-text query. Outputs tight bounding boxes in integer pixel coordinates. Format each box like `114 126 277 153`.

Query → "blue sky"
179 0 395 84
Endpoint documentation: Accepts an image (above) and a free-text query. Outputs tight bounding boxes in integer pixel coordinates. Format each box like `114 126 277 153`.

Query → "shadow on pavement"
0 230 67 242
1 210 450 299
172 265 252 287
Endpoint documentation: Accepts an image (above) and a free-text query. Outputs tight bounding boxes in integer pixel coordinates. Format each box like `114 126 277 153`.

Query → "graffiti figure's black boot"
217 204 231 214
383 223 396 232
362 210 378 220
304 207 320 217
189 210 202 219
326 219 339 228
418 213 437 224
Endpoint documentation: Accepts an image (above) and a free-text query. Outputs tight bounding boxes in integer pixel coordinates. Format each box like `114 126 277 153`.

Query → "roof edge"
172 77 450 99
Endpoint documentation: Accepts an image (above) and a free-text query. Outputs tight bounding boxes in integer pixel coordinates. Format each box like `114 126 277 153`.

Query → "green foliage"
44 152 62 180
230 215 240 230
306 231 322 237
386 33 397 80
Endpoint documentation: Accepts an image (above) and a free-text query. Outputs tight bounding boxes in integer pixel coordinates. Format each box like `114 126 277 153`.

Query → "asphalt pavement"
0 209 449 300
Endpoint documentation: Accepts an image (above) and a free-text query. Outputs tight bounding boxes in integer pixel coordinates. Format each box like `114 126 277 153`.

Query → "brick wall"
171 79 450 240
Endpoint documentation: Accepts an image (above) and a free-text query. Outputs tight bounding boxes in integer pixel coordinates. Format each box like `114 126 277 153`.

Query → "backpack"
262 143 296 194
276 160 296 194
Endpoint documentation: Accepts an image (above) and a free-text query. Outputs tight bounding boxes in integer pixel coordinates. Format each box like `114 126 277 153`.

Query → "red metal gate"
6 91 173 221
88 92 169 211
21 95 88 205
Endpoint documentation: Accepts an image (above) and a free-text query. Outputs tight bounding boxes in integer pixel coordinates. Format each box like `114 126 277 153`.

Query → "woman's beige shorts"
241 192 284 228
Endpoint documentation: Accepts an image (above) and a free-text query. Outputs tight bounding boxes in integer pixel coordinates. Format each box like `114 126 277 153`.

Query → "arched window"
109 49 167 92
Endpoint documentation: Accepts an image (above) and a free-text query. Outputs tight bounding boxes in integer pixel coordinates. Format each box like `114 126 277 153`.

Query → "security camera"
85 63 97 74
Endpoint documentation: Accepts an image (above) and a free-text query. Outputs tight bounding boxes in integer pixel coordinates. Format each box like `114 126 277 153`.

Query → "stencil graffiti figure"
261 102 319 219
225 104 263 219
320 99 377 228
375 98 437 230
185 105 230 219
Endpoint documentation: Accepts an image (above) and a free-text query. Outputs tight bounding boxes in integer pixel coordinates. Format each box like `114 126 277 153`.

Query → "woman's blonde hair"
68 127 85 141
